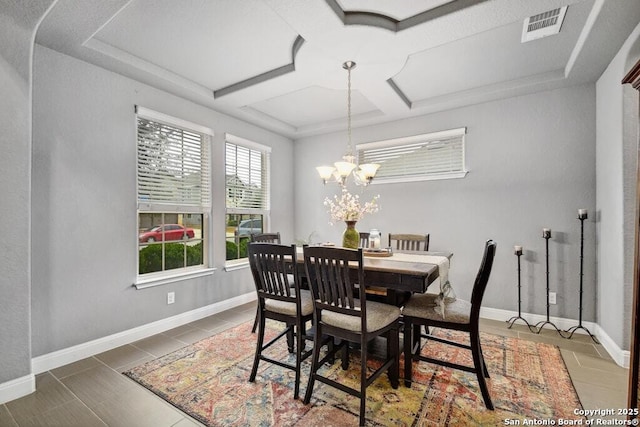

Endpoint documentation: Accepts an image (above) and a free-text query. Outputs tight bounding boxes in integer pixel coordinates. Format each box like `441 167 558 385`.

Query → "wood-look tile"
60 364 137 408
567 363 629 390
5 373 76 425
173 328 213 345
172 416 205 427
131 334 187 358
573 380 628 410
51 357 102 380
573 352 629 374
516 330 602 357
163 324 198 338
189 315 231 332
94 344 153 370
0 404 18 427
215 309 255 326
117 355 156 374
91 386 183 427
17 399 107 427
479 323 520 338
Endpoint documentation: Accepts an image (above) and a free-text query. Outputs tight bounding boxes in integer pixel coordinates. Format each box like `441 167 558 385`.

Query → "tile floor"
0 303 629 426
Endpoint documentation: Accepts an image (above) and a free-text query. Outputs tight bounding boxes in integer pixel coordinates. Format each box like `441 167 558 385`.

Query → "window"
225 134 270 263
356 127 467 184
136 107 212 279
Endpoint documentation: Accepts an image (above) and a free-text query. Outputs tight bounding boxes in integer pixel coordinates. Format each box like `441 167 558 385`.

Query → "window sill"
134 267 216 290
224 260 249 272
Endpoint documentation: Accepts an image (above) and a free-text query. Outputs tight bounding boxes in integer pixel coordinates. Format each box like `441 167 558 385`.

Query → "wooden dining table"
294 246 453 305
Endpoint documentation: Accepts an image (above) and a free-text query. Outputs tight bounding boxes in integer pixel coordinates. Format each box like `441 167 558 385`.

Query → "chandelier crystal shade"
316 61 380 186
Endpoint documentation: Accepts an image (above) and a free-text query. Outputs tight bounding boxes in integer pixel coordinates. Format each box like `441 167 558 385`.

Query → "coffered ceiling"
35 0 640 138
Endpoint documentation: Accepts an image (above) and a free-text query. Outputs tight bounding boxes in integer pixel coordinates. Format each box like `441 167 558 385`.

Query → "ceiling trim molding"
83 38 214 99
411 69 566 112
564 0 603 79
326 0 491 33
213 35 305 98
386 78 412 109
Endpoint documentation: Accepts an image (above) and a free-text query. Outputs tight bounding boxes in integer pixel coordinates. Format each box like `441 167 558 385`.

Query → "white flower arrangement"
323 188 380 224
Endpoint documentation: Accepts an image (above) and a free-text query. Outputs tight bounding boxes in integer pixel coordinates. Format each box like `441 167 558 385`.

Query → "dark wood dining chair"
359 232 370 248
248 243 313 399
302 246 400 426
250 232 281 244
388 233 430 251
402 239 497 409
250 232 282 333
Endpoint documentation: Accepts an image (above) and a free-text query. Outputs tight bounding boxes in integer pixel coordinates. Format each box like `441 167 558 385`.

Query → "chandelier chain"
347 64 352 156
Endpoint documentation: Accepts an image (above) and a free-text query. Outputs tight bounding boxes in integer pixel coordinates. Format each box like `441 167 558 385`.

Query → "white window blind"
137 112 211 211
357 127 467 184
225 135 270 211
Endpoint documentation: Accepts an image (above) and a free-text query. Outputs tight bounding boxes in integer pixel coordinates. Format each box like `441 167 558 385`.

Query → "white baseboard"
480 307 629 368
31 292 256 374
0 374 35 405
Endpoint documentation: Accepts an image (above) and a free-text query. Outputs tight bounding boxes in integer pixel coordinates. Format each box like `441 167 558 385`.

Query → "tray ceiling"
35 0 640 138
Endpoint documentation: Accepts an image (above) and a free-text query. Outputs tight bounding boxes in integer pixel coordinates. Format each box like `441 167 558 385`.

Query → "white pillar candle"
578 209 588 219
514 245 523 255
543 228 551 238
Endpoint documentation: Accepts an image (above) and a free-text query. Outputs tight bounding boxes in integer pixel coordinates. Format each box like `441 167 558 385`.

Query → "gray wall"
595 22 640 351
294 84 597 322
31 45 294 356
0 1 53 384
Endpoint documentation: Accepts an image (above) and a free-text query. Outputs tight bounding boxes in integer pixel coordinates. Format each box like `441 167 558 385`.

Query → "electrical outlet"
167 292 175 305
549 292 556 305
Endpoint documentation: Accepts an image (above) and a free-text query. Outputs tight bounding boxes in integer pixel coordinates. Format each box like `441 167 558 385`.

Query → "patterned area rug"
124 321 583 426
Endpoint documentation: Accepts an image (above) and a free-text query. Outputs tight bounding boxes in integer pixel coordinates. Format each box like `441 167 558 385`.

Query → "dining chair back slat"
389 233 430 251
306 247 360 315
249 232 283 333
359 232 370 248
250 232 281 244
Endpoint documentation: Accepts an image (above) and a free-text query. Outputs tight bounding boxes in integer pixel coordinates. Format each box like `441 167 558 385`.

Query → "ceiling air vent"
521 6 567 43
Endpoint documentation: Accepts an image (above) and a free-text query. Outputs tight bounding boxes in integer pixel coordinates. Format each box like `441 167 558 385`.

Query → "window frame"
224 133 271 269
134 107 215 287
356 127 468 184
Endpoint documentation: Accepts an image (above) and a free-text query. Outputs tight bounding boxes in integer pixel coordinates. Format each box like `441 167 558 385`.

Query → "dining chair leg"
287 328 294 353
359 339 368 426
341 341 349 370
249 311 265 382
470 330 493 410
251 306 259 333
479 341 490 378
303 323 322 405
294 320 303 399
388 327 400 388
403 318 414 387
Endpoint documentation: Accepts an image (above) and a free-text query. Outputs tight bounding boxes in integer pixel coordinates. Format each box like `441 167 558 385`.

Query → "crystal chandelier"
316 61 380 186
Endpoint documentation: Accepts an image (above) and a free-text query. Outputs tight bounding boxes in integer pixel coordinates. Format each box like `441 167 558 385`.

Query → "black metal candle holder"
507 246 534 330
534 228 563 335
563 210 599 343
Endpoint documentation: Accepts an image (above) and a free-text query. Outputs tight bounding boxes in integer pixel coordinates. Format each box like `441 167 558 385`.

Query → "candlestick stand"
534 230 563 335
563 213 599 343
507 248 534 330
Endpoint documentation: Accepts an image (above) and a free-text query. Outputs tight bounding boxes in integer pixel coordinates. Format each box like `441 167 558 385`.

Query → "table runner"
389 253 456 317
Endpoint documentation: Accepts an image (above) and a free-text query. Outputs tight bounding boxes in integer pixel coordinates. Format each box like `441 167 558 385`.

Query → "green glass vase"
342 221 359 249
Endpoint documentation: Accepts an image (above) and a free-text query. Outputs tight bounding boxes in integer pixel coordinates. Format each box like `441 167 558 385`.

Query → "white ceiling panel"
249 86 379 128
93 0 298 89
394 1 594 101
